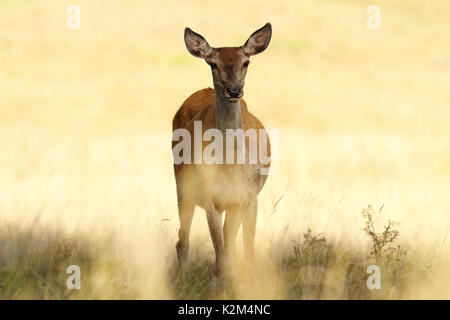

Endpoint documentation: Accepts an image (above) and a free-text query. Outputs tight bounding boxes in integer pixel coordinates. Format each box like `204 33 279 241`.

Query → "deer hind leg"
176 199 195 269
223 209 241 259
206 206 225 274
242 199 258 263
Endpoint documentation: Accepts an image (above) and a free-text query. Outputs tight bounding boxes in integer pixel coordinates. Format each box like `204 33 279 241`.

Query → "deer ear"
243 23 272 56
184 28 213 59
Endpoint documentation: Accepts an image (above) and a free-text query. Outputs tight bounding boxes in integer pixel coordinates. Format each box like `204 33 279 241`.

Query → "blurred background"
0 0 449 299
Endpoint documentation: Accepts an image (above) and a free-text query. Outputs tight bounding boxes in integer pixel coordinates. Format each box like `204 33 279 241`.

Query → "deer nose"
226 87 242 98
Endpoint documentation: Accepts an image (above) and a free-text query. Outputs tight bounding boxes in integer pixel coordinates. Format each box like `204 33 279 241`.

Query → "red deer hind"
172 23 272 273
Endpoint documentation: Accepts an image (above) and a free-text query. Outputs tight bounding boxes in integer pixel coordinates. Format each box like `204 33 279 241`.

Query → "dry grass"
0 0 449 299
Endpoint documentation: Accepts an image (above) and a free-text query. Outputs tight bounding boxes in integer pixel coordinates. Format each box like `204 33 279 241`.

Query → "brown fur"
174 23 272 272
172 87 270 168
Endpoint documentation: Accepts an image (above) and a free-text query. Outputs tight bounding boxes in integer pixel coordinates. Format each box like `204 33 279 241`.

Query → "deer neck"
215 92 243 132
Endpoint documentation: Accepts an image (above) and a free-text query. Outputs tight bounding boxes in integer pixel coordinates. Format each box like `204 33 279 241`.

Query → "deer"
172 23 272 274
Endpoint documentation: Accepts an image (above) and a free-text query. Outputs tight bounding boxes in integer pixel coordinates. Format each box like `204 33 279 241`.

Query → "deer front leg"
206 206 225 274
223 209 241 259
242 199 258 263
176 200 195 269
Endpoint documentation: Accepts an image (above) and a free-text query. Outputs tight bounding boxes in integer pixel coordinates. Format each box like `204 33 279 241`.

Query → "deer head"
184 23 272 102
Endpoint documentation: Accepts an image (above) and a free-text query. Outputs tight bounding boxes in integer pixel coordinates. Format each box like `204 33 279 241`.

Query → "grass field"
0 0 449 299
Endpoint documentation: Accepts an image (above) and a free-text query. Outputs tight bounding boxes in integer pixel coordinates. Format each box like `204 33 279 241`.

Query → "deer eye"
207 61 217 69
243 61 250 68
